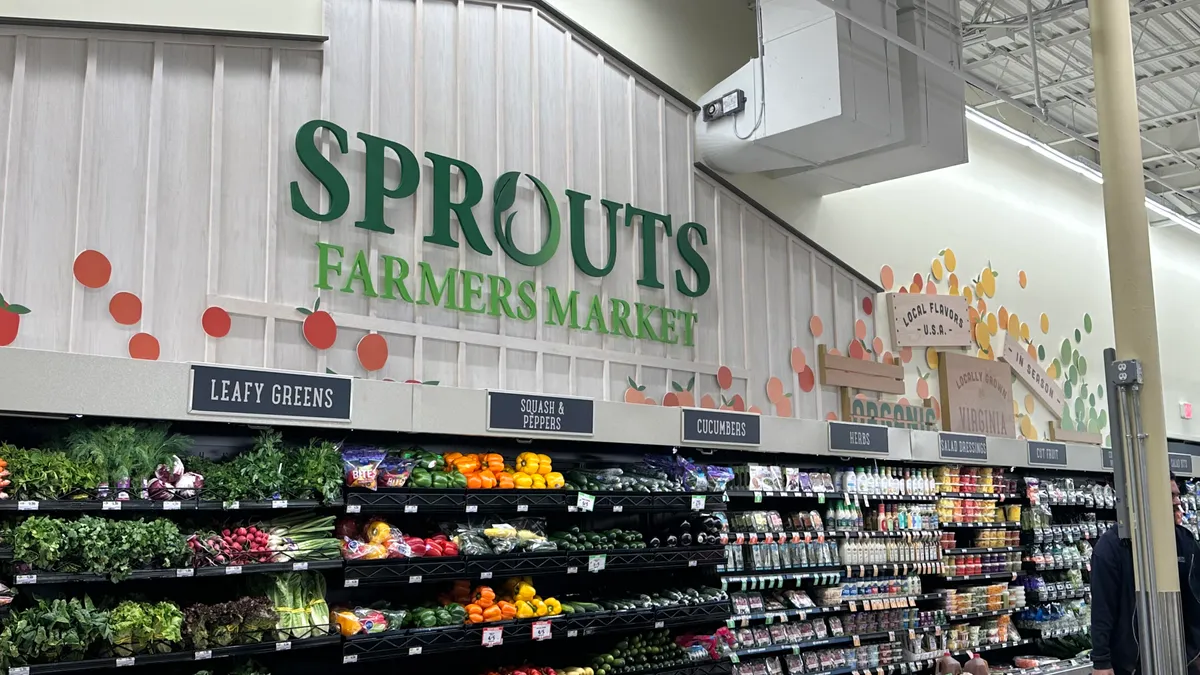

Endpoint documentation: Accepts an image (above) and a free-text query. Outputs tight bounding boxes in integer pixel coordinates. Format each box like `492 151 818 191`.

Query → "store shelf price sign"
828 421 889 455
588 554 607 572
486 391 594 436
576 492 595 512
482 626 504 647
189 364 353 421
1170 453 1194 475
938 432 988 462
1027 441 1068 467
532 621 552 641
681 408 761 447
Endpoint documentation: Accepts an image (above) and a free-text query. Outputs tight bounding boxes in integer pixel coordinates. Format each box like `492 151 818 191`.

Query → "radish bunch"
189 524 274 566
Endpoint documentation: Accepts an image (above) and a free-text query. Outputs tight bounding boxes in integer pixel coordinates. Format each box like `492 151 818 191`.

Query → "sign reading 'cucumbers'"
290 120 710 346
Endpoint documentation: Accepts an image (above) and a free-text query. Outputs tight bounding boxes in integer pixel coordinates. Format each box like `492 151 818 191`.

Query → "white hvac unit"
695 0 967 195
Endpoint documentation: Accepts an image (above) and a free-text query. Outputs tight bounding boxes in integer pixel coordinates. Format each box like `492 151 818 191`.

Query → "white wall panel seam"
626 71 638 360
530 5 544 393
561 24 571 388
139 40 163 349
410 0 425 382
738 202 748 372
367 0 381 336
712 179 723 368
809 249 819 419
494 1 506 390
315 11 331 376
788 241 798 406
67 37 96 353
0 36 25 298
455 0 467 388
203 45 224 363
263 47 280 368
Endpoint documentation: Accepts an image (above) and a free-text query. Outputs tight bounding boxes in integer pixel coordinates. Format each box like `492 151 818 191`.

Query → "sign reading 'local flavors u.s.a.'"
886 294 971 347
290 120 710 346
938 351 1015 438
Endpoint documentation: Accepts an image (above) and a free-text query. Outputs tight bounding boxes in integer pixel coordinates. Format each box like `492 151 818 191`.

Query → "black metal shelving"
345 489 727 514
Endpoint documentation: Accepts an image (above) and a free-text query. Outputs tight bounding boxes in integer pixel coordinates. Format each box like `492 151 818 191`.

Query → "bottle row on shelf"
734 465 1020 500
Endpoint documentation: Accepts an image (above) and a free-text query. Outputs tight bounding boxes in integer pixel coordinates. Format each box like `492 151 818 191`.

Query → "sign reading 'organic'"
887 294 971 347
290 120 710 346
847 397 938 431
938 352 1015 438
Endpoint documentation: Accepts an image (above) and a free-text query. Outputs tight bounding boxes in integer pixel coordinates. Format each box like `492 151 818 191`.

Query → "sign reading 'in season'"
1001 334 1065 419
681 408 760 446
886 293 971 348
189 365 352 421
486 391 594 436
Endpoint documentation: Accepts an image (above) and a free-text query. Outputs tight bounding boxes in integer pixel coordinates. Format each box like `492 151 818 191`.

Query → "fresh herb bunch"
65 424 191 494
1 443 100 500
12 516 68 571
0 596 112 667
108 600 183 655
282 439 342 503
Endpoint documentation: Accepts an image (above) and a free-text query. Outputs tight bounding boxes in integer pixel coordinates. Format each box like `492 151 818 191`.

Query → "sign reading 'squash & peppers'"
289 120 710 347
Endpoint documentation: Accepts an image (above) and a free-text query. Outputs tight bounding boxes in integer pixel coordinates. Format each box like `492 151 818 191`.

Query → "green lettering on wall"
341 249 378 297
634 302 660 341
291 120 351 222
624 205 673 289
356 132 420 234
515 280 537 321
566 191 619 277
460 270 486 314
609 299 635 338
679 311 699 347
493 172 561 267
545 287 581 329
487 274 517 319
379 254 415 302
582 295 609 334
424 152 492 255
314 242 345 290
417 261 461 309
675 222 711 298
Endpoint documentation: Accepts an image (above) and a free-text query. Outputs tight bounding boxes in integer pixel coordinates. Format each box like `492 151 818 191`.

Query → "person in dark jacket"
1090 474 1200 675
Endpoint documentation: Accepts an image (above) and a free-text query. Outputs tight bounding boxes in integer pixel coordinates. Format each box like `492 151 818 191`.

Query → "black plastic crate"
464 551 570 577
464 489 566 512
655 601 730 627
345 489 465 513
344 557 466 585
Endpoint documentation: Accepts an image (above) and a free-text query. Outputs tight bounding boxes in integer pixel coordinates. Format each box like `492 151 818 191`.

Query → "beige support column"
1088 1 1178 590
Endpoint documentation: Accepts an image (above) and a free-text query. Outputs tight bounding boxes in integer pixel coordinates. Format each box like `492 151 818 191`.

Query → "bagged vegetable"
511 518 558 552
341 447 386 491
378 455 415 488
705 465 734 491
340 538 387 560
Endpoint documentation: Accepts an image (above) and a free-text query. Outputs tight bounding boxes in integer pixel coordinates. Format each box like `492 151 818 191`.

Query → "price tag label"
10 667 30 675
818 493 826 504
567 629 579 638
408 647 423 656
612 505 624 513
195 650 213 660
409 575 423 584
116 657 136 667
292 562 309 571
853 635 861 647
577 492 595 512
588 555 607 572
346 504 361 514
175 568 194 578
517 504 529 512
225 566 243 575
466 505 478 513
691 495 706 510
224 501 240 510
404 504 419 513
276 641 292 651
688 560 698 567
163 501 182 511
272 500 289 509
482 626 503 647
654 621 665 629
344 579 360 588
17 501 38 511
14 575 35 585
102 501 122 511
532 621 552 640
566 566 578 574
754 491 763 503
343 655 358 664
480 571 493 580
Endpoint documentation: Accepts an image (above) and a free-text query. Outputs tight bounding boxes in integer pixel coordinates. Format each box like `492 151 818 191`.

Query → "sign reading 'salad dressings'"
289 120 711 346
938 351 1015 438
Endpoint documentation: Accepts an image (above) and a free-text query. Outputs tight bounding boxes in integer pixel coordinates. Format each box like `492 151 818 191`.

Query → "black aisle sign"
190 364 352 420
1170 453 1194 475
487 391 594 436
938 433 988 461
1027 441 1068 467
681 408 761 446
1103 447 1114 469
828 422 889 455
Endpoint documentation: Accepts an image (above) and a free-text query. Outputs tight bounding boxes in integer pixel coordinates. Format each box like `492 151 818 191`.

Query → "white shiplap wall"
0 0 877 421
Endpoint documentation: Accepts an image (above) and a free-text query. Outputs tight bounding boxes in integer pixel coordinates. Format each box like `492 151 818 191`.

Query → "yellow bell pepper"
536 454 552 475
545 472 565 489
515 582 536 602
517 452 540 475
531 474 546 489
533 598 548 616
514 473 534 489
544 597 562 615
515 601 536 619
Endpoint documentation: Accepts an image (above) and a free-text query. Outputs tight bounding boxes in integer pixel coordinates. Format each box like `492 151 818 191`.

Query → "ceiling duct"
695 0 967 195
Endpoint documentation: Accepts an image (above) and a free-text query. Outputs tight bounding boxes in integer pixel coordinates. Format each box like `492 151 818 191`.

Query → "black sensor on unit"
702 89 746 122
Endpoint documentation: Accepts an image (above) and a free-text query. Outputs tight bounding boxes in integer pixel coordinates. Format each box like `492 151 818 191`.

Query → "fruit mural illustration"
202 307 232 339
296 298 337 350
662 377 696 407
881 249 1109 444
623 378 656 406
72 250 112 289
0 293 30 347
356 334 389 372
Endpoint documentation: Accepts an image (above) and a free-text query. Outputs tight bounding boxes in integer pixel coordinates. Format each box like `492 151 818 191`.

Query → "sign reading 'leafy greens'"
189 365 352 421
486 391 594 436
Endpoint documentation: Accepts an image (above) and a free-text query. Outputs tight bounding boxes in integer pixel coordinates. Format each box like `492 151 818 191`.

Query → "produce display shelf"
343 547 726 585
721 530 940 545
345 489 725 514
652 663 733 675
0 546 11 560
841 562 944 578
1022 625 1090 639
4 634 341 675
719 564 843 576
1008 659 1093 675
939 522 1022 529
942 546 1024 555
724 593 947 626
719 571 843 590
1024 562 1088 572
12 560 343 585
1036 500 1114 509
340 602 730 661
1030 586 1089 603
944 608 1013 622
941 571 1023 582
937 492 1020 500
0 498 336 512
727 491 938 503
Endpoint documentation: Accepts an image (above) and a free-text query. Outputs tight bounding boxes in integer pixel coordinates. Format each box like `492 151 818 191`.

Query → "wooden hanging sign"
887 293 972 348
1048 421 1102 446
819 345 938 431
1000 333 1064 419
938 351 1015 438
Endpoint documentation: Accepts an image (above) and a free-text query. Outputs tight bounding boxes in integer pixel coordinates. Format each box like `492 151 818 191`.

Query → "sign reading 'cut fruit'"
189 364 353 421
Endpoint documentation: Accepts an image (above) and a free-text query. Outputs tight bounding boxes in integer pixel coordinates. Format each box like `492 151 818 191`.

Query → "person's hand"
1092 669 1114 675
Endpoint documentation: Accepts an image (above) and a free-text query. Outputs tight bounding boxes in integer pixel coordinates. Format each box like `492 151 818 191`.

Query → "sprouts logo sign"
289 120 711 346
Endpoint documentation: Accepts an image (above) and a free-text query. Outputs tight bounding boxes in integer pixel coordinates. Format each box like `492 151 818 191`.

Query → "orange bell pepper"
474 585 496 608
444 452 463 465
497 601 517 620
482 605 502 622
466 473 483 490
479 469 497 489
497 472 516 489
484 453 505 472
455 456 480 474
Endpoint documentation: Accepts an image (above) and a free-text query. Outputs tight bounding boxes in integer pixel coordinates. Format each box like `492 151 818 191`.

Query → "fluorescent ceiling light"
965 107 1200 235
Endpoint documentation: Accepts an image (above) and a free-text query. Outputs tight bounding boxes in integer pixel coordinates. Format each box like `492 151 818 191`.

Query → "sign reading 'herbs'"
190 365 352 421
828 422 889 455
486 391 594 436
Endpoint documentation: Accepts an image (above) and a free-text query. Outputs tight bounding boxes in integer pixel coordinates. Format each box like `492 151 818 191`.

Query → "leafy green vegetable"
282 439 342 503
0 596 112 667
2 443 100 500
13 516 190 580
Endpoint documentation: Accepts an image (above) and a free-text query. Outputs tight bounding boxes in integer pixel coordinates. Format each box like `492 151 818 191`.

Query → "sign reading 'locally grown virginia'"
290 120 710 346
938 351 1015 438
